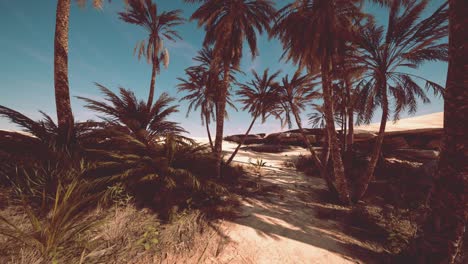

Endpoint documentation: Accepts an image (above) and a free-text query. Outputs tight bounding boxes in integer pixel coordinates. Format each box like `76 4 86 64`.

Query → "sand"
357 112 443 132
193 138 362 263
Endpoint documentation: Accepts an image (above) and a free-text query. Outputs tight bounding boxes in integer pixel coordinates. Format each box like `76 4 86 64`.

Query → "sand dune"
357 112 443 132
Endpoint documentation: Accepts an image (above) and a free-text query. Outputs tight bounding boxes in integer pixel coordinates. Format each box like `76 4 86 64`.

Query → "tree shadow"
224 166 388 263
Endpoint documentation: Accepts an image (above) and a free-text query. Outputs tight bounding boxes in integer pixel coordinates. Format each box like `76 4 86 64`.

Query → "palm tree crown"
237 69 282 123
190 0 276 69
356 0 448 123
279 72 321 129
78 83 185 141
119 0 183 68
119 0 184 107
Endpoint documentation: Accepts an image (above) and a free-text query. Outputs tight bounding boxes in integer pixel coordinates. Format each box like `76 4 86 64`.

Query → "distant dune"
357 112 443 132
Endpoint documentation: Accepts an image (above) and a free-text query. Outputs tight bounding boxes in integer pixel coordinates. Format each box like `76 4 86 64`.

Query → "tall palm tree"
187 0 276 177
226 69 282 165
352 1 448 201
278 72 339 193
279 72 321 165
119 0 184 107
409 1 467 263
54 0 112 145
178 69 215 151
178 48 238 152
272 0 363 204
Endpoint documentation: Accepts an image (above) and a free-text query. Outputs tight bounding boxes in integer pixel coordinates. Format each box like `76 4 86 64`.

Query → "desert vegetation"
0 0 466 263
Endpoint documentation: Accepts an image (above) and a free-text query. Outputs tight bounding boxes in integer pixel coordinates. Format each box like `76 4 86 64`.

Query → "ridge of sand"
357 112 442 132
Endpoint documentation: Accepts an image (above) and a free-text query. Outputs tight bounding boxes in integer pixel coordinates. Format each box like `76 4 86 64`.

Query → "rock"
391 149 440 161
257 133 266 138
224 134 263 144
420 160 438 179
426 139 441 150
384 128 443 138
264 132 316 146
383 136 409 150
241 144 294 153
353 130 377 142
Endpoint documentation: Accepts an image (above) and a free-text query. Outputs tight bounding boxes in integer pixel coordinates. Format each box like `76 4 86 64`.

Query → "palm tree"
178 48 239 152
226 69 282 165
272 0 364 204
308 104 326 129
178 69 216 151
187 0 276 177
409 1 467 263
279 72 338 195
77 83 185 142
119 0 184 107
352 1 448 201
54 0 112 145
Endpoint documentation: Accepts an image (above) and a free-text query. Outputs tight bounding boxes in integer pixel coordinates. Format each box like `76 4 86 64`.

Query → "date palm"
119 0 184 107
178 48 238 152
352 1 448 201
278 72 340 194
226 69 282 165
272 0 363 204
187 0 276 177
408 1 468 263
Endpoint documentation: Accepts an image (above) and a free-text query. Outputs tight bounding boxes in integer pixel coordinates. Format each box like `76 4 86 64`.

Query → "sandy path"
194 139 362 263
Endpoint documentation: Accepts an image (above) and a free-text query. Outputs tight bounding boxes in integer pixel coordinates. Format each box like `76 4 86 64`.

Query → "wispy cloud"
165 39 198 64
17 45 52 66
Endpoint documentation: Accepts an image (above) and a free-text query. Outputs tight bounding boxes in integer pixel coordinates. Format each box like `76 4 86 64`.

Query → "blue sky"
0 0 446 137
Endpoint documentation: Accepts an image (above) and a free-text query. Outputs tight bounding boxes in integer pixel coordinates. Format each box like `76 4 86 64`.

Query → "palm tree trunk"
291 104 336 193
353 83 388 201
290 105 323 170
147 60 157 108
345 77 354 149
226 114 258 165
409 1 468 262
342 107 347 152
54 0 74 144
321 60 351 205
320 127 338 196
214 64 230 178
205 112 214 152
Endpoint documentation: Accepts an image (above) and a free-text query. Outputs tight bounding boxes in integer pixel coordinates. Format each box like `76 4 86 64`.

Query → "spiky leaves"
353 0 448 201
119 0 184 106
190 0 276 69
226 69 282 164
189 0 275 177
77 83 185 142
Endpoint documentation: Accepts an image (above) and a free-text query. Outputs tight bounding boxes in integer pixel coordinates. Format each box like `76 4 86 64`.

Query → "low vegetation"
1 0 465 262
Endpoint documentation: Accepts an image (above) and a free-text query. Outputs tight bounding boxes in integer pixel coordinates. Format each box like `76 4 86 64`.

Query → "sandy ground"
194 138 366 264
192 111 443 263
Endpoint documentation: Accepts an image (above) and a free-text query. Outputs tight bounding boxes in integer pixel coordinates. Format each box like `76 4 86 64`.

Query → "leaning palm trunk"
353 84 388 201
321 61 351 204
214 65 230 178
226 115 258 164
226 115 258 165
147 58 157 108
205 112 214 152
409 1 468 262
54 0 74 144
319 127 338 196
290 104 336 193
291 106 322 170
